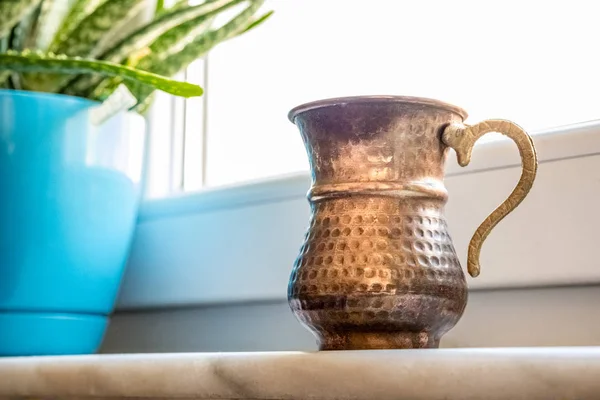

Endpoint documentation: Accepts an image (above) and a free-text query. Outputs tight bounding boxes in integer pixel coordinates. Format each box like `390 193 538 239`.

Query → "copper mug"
287 96 537 350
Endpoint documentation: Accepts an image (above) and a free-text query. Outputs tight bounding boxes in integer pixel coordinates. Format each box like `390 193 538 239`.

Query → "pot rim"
288 95 468 123
0 88 100 106
0 89 143 123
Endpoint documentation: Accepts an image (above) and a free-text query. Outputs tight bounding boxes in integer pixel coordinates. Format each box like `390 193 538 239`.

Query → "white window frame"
143 57 208 199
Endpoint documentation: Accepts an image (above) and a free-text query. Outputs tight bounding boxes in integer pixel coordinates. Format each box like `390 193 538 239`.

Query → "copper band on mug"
308 181 449 202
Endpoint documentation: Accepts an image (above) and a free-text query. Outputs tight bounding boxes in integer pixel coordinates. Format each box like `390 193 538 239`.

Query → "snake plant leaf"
0 36 7 52
7 6 41 89
85 74 123 100
48 0 107 51
159 0 226 15
63 0 243 97
25 0 149 93
8 21 30 89
130 89 155 115
0 36 8 86
156 0 187 16
131 15 217 72
52 0 149 58
155 0 165 15
0 0 42 38
129 0 263 75
0 36 9 87
10 6 40 52
106 0 241 64
0 51 203 98
128 0 264 110
240 9 273 34
28 0 78 51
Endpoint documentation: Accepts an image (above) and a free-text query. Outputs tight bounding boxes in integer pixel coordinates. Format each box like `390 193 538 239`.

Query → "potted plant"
0 0 271 356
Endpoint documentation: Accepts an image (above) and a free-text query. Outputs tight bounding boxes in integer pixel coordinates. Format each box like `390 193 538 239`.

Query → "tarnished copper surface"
287 95 537 350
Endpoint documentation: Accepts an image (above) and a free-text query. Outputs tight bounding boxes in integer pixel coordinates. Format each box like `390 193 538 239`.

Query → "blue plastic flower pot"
0 90 146 356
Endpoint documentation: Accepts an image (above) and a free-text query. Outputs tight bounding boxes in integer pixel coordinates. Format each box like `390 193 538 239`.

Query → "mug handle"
442 120 538 278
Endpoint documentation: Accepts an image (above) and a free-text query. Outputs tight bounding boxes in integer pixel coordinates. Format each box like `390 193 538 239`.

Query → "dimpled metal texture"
287 96 469 350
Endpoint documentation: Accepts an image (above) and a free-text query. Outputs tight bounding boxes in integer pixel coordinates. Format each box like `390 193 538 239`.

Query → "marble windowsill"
1 348 599 400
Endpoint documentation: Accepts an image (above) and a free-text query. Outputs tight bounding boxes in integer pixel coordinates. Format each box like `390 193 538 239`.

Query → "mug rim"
288 95 468 123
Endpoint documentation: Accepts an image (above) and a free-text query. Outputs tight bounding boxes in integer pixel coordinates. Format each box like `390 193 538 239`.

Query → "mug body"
288 96 468 350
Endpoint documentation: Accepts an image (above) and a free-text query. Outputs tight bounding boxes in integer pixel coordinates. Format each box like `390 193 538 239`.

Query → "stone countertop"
0 348 599 400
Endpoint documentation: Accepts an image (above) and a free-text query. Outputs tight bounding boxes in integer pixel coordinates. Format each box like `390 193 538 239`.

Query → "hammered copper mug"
287 95 537 350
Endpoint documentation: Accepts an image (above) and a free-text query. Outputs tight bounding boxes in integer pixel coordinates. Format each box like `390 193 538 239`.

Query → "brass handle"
442 119 538 278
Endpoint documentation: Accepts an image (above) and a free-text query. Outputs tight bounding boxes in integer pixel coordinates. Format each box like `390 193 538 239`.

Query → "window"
143 0 600 194
144 58 206 199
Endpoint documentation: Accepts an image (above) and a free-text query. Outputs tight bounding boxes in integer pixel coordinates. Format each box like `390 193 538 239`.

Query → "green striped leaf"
52 0 149 58
28 0 78 51
0 37 8 85
157 0 223 17
0 36 8 52
145 0 263 76
156 0 187 16
129 0 264 110
108 0 238 64
48 0 107 51
85 73 123 100
0 0 42 38
241 9 272 34
63 0 242 97
7 6 41 89
0 51 204 98
25 0 149 92
0 35 10 86
131 15 216 71
10 6 39 51
130 89 155 115
155 0 165 15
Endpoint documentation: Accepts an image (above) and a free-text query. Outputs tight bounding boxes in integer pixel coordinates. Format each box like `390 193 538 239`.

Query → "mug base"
0 311 108 356
318 331 440 350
